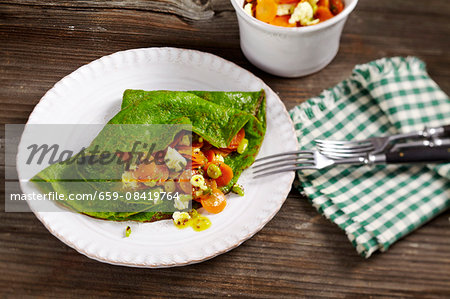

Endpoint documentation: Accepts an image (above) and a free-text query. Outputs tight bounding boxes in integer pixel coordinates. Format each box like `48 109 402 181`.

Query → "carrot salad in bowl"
243 0 345 28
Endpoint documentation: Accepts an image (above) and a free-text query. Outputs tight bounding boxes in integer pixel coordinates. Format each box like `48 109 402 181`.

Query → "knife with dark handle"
390 138 450 152
428 124 450 138
370 145 450 164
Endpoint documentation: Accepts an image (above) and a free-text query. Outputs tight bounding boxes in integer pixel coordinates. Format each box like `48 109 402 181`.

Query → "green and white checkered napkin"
289 57 450 258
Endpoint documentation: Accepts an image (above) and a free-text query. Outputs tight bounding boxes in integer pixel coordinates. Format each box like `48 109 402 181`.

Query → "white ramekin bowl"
230 0 358 77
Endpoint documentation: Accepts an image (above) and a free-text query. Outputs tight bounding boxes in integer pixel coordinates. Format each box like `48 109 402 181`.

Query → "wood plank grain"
0 194 449 298
0 0 450 297
0 0 215 20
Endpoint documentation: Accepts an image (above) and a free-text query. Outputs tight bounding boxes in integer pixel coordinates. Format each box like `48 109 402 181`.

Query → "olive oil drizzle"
174 209 211 231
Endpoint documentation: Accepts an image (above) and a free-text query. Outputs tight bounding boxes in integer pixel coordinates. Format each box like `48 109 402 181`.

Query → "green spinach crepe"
32 89 266 222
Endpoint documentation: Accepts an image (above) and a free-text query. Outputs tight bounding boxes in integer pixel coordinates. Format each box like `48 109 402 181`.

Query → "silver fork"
315 124 450 159
252 145 450 178
252 150 368 178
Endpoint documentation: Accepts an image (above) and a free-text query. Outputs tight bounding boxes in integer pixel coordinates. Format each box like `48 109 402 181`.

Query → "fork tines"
252 150 315 178
315 139 374 158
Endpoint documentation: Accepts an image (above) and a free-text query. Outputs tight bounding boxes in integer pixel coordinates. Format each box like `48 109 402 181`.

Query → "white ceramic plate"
19 48 297 267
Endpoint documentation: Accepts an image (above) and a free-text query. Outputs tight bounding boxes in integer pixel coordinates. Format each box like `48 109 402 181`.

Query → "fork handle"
384 146 450 164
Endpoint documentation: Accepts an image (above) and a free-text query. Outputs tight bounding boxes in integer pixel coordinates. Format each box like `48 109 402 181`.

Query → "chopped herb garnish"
207 163 222 179
237 138 248 154
232 184 245 196
125 226 131 237
203 187 212 196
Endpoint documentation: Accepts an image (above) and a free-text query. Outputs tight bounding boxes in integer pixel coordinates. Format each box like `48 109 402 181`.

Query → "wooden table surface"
1 0 449 297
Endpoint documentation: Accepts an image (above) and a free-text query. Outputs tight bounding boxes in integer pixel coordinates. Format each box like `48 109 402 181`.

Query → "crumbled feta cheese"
244 3 253 16
174 196 190 210
172 211 191 225
122 171 138 189
277 4 294 16
215 154 224 163
164 146 187 172
289 1 319 26
190 174 208 190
